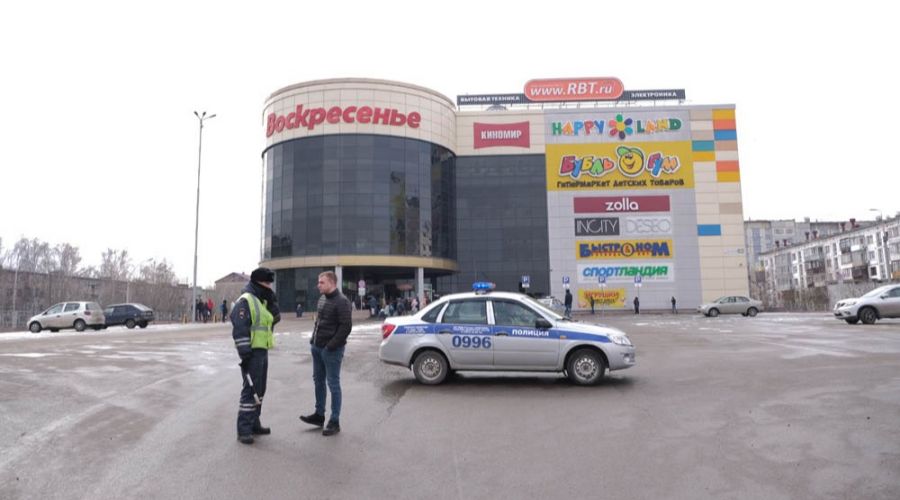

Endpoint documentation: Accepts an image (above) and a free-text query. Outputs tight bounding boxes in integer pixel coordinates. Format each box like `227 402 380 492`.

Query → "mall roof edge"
266 78 456 108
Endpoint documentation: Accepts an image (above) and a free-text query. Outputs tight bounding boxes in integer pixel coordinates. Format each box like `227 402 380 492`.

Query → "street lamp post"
192 111 216 323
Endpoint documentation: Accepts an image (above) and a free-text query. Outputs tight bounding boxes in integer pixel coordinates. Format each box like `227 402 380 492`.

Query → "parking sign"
562 276 570 284
521 275 530 289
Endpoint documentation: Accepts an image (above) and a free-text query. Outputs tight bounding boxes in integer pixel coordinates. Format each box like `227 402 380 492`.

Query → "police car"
379 283 636 385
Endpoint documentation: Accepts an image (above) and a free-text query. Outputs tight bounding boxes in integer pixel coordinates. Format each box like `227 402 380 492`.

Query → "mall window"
261 135 455 261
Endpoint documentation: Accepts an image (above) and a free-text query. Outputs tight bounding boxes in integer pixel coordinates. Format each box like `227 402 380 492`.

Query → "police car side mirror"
535 318 553 329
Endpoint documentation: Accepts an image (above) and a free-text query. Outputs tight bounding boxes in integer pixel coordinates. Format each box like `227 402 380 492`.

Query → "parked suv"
833 285 900 324
103 303 155 329
28 302 105 333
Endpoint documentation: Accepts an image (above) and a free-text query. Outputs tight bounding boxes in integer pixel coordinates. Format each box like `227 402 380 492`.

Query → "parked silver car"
698 296 762 317
28 302 106 333
833 284 900 324
379 284 636 385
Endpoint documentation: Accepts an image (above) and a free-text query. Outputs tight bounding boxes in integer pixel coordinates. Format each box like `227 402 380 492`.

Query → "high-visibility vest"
240 292 275 349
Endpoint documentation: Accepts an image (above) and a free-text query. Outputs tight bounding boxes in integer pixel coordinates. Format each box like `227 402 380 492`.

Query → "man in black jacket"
299 271 352 436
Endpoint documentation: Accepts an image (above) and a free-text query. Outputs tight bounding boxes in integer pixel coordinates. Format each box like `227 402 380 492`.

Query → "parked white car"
697 296 763 317
833 285 900 324
28 302 106 333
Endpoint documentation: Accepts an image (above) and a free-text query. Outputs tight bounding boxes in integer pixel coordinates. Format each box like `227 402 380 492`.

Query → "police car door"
490 299 559 369
436 298 493 369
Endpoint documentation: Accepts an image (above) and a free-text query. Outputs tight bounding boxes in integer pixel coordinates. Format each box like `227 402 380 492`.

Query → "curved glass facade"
262 134 456 261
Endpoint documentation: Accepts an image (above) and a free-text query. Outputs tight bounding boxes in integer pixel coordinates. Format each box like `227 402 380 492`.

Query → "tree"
138 258 177 286
12 238 53 273
99 249 133 281
52 243 82 276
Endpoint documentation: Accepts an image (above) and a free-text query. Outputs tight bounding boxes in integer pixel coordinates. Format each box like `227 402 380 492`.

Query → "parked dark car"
103 303 155 329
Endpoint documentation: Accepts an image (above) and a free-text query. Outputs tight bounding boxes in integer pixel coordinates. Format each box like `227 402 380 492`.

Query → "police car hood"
555 321 627 339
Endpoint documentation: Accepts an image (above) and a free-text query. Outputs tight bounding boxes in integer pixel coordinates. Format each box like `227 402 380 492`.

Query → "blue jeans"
311 345 344 422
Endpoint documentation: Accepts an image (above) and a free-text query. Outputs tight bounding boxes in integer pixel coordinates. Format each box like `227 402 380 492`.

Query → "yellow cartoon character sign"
616 146 644 177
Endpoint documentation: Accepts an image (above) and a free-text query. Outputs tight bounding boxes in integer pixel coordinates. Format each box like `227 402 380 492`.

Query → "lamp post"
192 111 216 323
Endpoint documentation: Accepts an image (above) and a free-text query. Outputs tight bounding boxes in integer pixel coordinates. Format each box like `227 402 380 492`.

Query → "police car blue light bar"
472 282 496 294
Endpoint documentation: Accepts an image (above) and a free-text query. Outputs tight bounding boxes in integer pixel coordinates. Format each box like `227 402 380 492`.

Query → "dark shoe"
299 413 325 427
237 434 254 445
322 421 340 436
252 426 271 435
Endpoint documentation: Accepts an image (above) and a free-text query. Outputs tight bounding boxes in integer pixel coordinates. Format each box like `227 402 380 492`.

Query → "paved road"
1 312 898 499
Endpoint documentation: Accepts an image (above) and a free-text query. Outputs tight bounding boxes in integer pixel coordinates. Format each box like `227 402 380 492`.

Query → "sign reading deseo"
266 105 421 137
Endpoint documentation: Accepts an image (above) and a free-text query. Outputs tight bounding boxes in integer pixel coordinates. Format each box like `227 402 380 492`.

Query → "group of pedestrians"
195 297 231 322
564 288 679 315
231 268 352 445
368 295 421 318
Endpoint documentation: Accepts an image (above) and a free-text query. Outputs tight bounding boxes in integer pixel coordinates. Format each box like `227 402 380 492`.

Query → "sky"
1 0 896 287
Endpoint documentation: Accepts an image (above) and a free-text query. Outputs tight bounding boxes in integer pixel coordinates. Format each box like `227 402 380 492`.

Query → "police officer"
232 267 281 445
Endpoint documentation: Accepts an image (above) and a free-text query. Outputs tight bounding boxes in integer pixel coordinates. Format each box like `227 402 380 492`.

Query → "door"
880 286 900 316
720 297 738 314
62 303 81 327
490 300 559 369
41 303 65 328
734 296 751 314
435 299 493 369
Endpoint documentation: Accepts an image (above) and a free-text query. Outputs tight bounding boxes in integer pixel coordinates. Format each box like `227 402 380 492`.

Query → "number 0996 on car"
451 335 492 349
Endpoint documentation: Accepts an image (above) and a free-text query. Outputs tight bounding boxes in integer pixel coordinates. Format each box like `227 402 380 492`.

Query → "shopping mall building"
260 78 749 311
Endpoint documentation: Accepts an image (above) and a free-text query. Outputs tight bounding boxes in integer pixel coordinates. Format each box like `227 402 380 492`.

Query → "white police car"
379 283 636 385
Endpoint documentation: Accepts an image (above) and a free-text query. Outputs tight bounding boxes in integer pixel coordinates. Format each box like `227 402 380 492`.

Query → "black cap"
250 267 275 284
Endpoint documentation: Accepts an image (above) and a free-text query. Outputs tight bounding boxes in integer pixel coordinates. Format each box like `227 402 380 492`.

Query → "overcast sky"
1 0 896 287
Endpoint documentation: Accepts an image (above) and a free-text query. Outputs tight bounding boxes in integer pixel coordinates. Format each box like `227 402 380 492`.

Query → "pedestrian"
633 296 640 314
368 296 378 317
671 296 677 314
411 296 419 314
231 267 281 445
296 302 304 318
207 297 215 322
564 289 573 317
299 271 352 436
221 299 228 323
590 295 595 315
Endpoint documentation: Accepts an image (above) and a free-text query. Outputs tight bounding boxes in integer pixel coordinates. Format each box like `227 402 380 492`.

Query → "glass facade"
262 134 456 311
262 134 456 260
437 155 550 296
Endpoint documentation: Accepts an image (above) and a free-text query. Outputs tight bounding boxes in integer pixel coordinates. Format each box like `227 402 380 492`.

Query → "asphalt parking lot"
1 312 898 500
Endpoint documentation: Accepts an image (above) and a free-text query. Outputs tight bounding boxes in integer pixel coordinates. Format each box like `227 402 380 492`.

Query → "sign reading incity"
574 195 671 214
525 77 624 102
474 122 530 149
575 217 620 236
266 105 421 137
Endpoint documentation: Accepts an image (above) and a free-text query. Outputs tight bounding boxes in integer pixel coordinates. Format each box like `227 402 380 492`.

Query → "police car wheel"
708 308 720 318
566 349 605 386
412 350 449 385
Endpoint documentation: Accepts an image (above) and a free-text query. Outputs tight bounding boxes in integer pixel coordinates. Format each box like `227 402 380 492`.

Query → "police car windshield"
522 296 567 321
